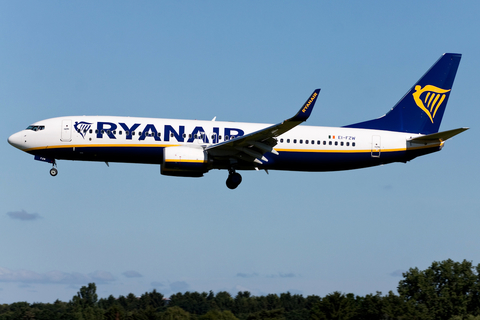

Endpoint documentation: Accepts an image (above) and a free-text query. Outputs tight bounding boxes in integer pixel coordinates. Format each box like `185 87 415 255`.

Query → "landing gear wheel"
50 168 58 177
226 172 242 189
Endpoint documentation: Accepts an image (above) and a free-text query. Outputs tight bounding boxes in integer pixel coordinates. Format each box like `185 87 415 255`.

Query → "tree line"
1 259 480 320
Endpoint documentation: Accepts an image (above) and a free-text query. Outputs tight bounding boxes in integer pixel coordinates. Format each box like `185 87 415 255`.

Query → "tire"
50 168 58 176
226 172 242 189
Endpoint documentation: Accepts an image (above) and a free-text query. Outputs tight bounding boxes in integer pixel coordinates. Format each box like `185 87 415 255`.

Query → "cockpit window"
26 125 45 131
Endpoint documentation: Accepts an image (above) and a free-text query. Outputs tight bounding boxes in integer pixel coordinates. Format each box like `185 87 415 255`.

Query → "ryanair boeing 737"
8 53 468 189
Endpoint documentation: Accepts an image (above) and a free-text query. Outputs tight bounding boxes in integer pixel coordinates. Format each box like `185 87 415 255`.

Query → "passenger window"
353 142 356 147
300 140 303 144
346 142 349 146
335 141 338 146
305 140 308 144
323 141 326 145
218 135 222 140
225 135 229 140
280 138 284 143
340 142 344 146
132 131 135 136
293 139 297 143
89 129 93 134
287 139 290 143
119 131 122 135
329 141 332 145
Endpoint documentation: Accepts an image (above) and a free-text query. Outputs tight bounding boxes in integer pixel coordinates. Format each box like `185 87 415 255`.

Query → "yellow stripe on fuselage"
25 142 440 154
164 159 207 163
275 143 440 154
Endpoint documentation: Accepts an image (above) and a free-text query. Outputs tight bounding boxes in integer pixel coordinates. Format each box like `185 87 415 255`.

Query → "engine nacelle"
161 146 209 177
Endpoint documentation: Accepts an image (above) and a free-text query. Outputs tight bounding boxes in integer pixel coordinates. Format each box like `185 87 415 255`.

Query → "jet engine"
161 146 209 177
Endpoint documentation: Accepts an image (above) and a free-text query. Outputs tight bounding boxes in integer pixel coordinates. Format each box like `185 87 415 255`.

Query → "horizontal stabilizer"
408 127 469 143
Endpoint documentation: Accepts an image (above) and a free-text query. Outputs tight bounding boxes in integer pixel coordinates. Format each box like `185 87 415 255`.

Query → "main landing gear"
226 169 242 190
49 160 58 177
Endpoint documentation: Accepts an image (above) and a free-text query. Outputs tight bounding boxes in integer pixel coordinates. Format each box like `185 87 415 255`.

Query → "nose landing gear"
226 169 242 189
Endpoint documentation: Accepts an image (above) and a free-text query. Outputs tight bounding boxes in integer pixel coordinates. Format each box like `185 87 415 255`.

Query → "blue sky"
1 1 479 303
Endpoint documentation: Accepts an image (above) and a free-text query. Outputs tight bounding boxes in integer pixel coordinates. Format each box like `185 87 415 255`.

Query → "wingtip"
290 89 321 122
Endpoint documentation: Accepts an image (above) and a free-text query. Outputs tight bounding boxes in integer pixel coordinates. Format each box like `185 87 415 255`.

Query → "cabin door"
61 120 72 142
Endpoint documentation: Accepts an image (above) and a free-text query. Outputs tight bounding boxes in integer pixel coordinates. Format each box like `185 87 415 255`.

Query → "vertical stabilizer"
344 53 461 134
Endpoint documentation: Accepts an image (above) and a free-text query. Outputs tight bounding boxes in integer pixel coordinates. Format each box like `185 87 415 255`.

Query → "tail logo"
412 85 451 123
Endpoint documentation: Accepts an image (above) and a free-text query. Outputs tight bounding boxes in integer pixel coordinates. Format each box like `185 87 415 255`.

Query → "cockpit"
26 125 45 131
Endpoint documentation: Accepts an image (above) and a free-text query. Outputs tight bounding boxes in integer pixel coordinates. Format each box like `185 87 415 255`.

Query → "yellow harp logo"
412 85 450 123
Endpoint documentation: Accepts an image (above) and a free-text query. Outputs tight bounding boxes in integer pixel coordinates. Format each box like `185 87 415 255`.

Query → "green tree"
233 291 259 316
138 289 165 311
159 306 191 320
353 292 383 320
246 308 285 320
398 259 480 320
214 292 234 312
199 309 239 320
72 283 99 309
71 283 104 320
104 304 125 320
310 292 357 320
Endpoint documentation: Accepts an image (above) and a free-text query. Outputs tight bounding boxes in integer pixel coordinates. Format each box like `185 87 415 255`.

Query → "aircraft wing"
206 89 320 165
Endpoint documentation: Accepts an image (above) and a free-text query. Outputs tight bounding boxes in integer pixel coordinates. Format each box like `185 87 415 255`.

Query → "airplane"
8 53 468 189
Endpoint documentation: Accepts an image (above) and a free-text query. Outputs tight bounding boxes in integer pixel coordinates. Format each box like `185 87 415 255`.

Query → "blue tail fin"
344 53 461 134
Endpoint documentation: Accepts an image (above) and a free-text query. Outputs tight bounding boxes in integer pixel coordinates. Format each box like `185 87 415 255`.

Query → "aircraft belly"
265 150 409 171
32 145 165 165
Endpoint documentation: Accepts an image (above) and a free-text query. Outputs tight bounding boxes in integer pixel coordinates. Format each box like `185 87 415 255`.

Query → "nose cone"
8 131 25 150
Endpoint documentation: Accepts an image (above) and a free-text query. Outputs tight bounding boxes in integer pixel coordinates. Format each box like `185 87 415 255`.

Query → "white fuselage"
8 116 438 172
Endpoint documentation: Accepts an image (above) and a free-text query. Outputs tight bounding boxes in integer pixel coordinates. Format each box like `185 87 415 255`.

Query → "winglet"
290 89 320 122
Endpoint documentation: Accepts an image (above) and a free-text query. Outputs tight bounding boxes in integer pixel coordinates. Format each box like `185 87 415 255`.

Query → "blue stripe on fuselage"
28 144 441 171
